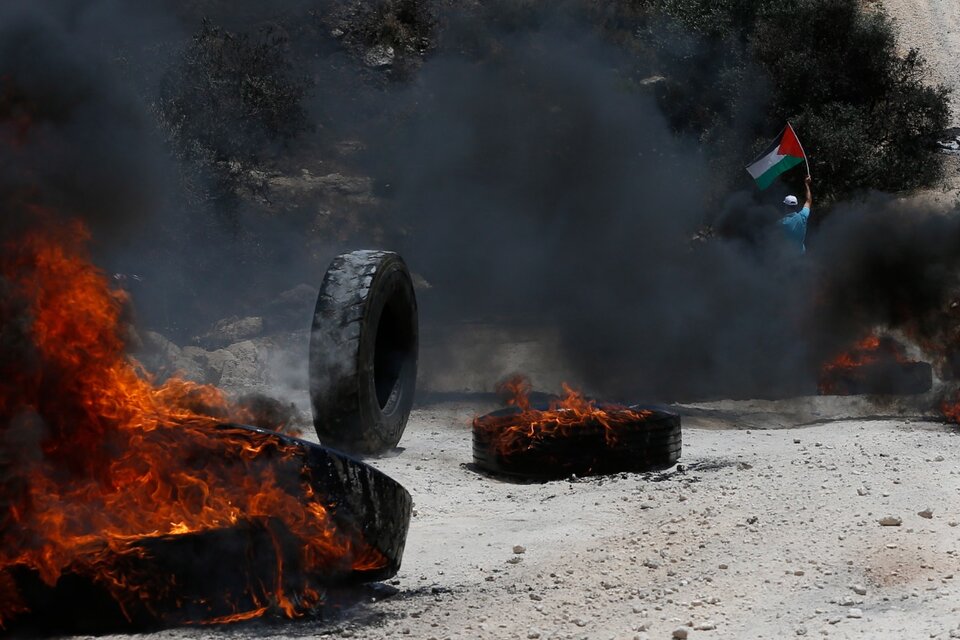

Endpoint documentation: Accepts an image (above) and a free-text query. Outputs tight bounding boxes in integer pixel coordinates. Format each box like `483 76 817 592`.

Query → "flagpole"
787 121 811 178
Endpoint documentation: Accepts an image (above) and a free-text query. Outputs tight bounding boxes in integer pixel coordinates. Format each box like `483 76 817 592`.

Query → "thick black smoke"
368 28 824 400
0 1 177 242
2 1 959 405
812 197 960 365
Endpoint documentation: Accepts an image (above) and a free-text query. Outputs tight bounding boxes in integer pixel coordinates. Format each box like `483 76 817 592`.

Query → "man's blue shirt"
780 206 810 253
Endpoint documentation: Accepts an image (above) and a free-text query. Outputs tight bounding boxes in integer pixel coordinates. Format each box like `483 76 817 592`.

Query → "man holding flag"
746 123 813 253
780 175 813 253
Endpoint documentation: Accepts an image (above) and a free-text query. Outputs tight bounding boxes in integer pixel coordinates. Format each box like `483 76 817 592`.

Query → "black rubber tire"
7 424 413 633
473 404 681 480
819 360 932 396
310 251 419 455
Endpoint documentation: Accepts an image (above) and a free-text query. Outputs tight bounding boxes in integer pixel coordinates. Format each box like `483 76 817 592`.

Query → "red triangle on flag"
777 124 805 159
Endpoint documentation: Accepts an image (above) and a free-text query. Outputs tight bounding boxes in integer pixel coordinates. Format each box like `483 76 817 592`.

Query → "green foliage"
750 0 949 198
157 20 312 202
353 0 437 46
628 0 950 200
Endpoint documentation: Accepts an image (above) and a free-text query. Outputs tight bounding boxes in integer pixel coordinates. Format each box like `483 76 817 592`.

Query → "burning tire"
818 335 933 395
473 404 681 480
310 251 419 455
7 424 412 633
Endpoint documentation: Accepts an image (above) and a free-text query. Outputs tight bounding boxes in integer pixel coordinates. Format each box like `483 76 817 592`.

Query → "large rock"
134 327 311 400
135 331 205 382
268 171 375 202
193 316 264 350
364 44 395 67
218 340 265 390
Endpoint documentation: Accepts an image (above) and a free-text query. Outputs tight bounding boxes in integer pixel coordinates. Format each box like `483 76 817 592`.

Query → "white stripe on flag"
746 148 786 180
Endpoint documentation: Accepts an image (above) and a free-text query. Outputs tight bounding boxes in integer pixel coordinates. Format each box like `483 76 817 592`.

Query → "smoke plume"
2 1 959 405
367 26 825 400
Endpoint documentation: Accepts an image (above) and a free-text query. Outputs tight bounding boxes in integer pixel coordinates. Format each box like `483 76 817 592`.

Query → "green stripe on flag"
755 155 804 190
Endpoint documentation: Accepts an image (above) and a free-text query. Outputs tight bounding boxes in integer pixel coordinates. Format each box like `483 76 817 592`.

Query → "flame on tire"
473 375 652 456
817 334 913 395
0 216 385 627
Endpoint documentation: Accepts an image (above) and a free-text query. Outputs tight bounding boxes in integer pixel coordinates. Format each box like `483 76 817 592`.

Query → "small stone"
672 629 689 639
794 570 805 576
918 509 934 519
644 558 661 569
794 439 801 444
527 631 541 639
851 584 867 595
796 627 807 636
573 617 588 628
878 516 902 526
513 545 527 554
718 564 729 570
695 621 717 630
847 608 863 619
857 487 868 496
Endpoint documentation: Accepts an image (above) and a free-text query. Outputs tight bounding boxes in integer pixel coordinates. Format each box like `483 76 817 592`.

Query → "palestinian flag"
746 123 807 190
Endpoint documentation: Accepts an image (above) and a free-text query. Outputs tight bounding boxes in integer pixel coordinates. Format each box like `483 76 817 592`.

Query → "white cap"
783 195 798 206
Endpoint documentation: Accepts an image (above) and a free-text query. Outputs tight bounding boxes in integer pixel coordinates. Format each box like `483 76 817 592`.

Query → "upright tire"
310 251 419 455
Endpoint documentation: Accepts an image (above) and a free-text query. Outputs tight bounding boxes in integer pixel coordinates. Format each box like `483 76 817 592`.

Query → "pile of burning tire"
2 244 683 634
0 249 419 634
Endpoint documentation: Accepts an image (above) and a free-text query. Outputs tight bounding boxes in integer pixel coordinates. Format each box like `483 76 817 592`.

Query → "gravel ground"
90 400 960 640
329 405 960 640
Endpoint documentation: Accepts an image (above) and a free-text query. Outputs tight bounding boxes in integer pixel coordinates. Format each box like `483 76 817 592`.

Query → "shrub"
750 0 949 199
618 0 950 201
157 20 312 204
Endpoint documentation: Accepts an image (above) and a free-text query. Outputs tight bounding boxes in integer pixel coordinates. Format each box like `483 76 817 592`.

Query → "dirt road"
340 406 960 639
882 0 960 124
96 401 960 640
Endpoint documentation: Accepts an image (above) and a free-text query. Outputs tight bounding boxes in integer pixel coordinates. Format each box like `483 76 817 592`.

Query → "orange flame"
474 375 652 456
941 391 960 424
0 216 384 626
817 334 911 394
